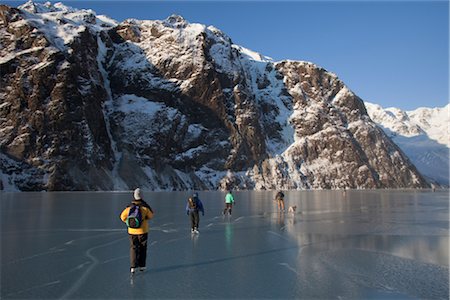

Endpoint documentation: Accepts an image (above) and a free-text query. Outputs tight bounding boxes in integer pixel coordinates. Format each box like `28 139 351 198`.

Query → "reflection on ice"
1 190 448 299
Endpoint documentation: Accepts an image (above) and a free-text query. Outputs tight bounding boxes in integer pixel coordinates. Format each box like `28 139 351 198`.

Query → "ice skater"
120 188 154 275
275 190 285 212
223 190 235 216
186 192 204 234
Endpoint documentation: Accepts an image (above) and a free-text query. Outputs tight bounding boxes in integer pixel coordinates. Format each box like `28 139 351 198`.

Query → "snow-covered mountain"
0 1 429 191
366 102 449 186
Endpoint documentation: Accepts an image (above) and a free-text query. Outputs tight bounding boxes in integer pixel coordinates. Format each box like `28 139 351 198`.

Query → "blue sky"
5 0 449 110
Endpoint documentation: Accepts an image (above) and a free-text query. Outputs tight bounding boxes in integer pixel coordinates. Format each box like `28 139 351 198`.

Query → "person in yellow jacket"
120 188 154 274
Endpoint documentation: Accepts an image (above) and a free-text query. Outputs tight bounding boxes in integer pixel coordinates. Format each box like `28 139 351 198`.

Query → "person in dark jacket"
186 192 204 234
120 188 154 274
275 191 285 212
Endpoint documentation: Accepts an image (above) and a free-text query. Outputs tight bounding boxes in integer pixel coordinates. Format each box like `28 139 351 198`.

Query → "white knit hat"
134 188 142 200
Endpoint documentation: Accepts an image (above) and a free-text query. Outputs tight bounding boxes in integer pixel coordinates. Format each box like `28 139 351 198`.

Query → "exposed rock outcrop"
0 3 429 190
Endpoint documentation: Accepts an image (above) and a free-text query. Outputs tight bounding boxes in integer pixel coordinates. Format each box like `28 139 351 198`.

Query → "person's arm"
186 202 190 215
120 207 129 223
199 200 205 215
144 207 154 220
142 201 154 213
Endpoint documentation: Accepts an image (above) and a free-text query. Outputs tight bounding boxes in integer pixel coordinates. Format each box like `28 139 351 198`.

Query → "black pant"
223 203 232 215
189 210 200 229
129 233 148 268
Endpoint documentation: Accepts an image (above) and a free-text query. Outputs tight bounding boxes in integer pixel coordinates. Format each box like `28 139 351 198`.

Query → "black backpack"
126 204 143 228
276 192 284 200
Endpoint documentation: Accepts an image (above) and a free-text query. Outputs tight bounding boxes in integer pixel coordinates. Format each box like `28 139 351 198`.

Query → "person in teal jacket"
223 190 235 215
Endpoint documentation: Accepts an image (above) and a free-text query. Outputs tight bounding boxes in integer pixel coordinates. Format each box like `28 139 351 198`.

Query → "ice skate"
130 267 137 281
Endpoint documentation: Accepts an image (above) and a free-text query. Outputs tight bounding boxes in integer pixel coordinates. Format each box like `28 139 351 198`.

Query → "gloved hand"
202 213 205 216
186 211 189 216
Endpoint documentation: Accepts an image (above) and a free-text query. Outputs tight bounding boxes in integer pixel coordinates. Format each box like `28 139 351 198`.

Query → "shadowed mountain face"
0 3 429 191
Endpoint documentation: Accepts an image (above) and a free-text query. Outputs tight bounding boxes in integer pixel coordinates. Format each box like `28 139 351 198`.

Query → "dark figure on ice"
275 191 285 212
120 188 154 274
223 190 235 215
186 193 204 234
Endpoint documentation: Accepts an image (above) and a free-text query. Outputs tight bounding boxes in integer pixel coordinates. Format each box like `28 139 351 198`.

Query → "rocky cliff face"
0 2 429 191
0 3 115 190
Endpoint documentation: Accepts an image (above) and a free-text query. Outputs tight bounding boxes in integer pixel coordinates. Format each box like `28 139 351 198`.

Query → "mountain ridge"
365 102 449 186
0 1 431 191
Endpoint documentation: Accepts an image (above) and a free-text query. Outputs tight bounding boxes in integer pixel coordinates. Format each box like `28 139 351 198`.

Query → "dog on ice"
287 205 297 213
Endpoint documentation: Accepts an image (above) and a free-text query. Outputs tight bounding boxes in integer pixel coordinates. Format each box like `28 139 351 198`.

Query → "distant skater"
275 191 285 212
120 188 154 275
186 192 204 234
223 190 235 215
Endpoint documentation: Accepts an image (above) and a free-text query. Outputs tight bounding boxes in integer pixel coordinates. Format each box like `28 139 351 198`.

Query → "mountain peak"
19 0 76 14
365 102 449 186
164 14 189 29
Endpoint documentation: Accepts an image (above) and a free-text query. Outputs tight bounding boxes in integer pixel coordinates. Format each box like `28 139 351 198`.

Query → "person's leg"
137 233 148 268
194 210 200 229
129 234 138 270
190 211 195 230
280 200 285 211
228 203 232 215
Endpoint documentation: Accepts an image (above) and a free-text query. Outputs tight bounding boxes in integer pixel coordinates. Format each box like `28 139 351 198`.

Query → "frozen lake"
1 190 449 299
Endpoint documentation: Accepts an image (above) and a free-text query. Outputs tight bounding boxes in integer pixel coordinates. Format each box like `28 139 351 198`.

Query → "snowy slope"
17 0 117 51
0 1 431 190
366 102 449 186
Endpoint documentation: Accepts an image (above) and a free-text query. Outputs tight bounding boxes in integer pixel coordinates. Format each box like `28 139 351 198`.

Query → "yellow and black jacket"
120 200 154 235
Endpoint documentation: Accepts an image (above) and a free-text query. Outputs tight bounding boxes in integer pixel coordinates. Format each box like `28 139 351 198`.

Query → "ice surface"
1 190 448 299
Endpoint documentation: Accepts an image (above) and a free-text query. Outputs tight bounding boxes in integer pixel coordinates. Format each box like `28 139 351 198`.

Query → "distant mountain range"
365 103 449 186
0 1 436 191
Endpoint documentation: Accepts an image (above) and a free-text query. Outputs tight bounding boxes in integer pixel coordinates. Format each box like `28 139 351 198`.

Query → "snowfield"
366 102 449 186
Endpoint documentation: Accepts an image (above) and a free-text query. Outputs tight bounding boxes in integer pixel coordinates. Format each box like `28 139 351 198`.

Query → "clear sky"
5 0 449 110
